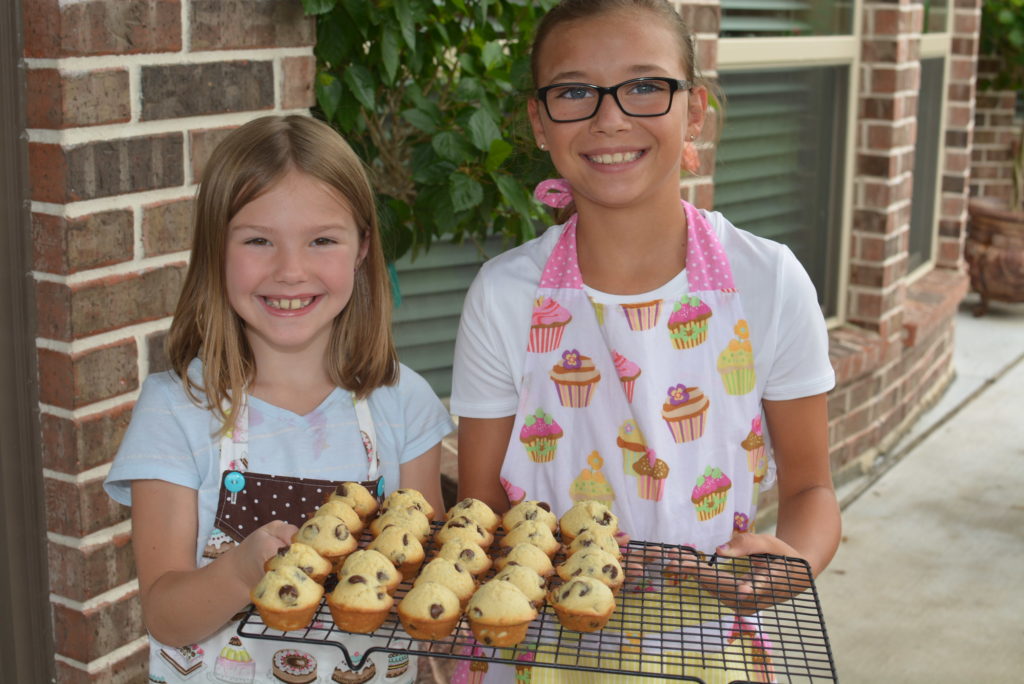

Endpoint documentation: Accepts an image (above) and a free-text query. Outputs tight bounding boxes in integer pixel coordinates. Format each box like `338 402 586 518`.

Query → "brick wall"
970 57 1020 205
23 1 315 680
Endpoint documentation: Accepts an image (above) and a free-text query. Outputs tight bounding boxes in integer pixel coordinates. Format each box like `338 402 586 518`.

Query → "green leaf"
484 139 514 172
481 40 505 70
395 0 417 51
401 108 438 134
342 64 376 110
315 72 343 122
301 0 336 15
467 109 502 151
450 173 485 212
381 26 401 85
432 131 475 164
492 172 534 218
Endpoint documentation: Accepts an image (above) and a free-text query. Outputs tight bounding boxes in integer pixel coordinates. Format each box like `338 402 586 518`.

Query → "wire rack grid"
239 531 837 683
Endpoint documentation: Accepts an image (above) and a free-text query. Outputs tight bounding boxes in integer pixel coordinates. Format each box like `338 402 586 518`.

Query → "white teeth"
265 297 313 310
588 151 642 164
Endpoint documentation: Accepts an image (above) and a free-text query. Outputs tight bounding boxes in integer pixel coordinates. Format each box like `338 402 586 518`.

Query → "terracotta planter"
965 198 1024 316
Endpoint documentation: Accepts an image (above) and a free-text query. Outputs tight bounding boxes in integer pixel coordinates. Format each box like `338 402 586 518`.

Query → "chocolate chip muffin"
492 564 547 608
565 527 622 559
446 497 500 534
250 566 324 632
315 498 364 535
369 506 432 544
501 500 557 533
366 524 425 578
499 519 560 558
327 481 379 520
558 500 619 544
327 572 393 633
435 539 492 577
549 576 615 632
397 581 461 640
465 579 537 647
556 549 625 594
381 488 435 520
263 542 333 584
338 549 402 594
293 513 358 570
435 514 493 549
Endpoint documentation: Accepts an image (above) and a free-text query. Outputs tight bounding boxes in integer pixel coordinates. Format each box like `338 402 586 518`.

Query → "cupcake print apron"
147 394 417 684
486 180 774 683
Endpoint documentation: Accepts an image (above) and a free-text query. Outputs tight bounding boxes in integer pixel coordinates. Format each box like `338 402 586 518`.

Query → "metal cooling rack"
238 533 837 683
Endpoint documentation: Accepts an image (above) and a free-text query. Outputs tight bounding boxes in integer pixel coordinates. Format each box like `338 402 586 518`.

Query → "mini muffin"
293 513 358 569
326 572 393 633
446 497 500 533
565 527 623 560
492 564 547 608
414 557 476 607
499 519 560 558
328 481 379 520
338 549 402 594
315 499 364 535
367 524 425 578
502 500 557 533
465 580 537 647
264 542 333 584
397 581 462 640
556 549 625 595
435 515 494 549
549 576 615 632
382 488 435 520
250 566 324 632
559 500 619 544
369 506 431 544
436 539 492 577
493 542 555 578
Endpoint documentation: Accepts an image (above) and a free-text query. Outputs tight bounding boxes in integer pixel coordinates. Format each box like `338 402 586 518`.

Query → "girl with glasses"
451 1 839 681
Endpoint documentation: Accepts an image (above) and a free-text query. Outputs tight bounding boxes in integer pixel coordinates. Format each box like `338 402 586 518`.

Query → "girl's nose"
590 92 631 133
273 246 308 283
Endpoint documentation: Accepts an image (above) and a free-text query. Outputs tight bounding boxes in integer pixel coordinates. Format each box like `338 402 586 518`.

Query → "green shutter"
908 58 945 272
720 0 852 37
392 236 507 397
714 67 848 316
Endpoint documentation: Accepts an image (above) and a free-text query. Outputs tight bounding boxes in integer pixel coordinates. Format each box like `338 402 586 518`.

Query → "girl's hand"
230 520 298 589
675 532 813 615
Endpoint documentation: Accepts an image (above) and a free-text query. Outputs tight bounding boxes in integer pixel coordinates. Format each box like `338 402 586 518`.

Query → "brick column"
937 0 982 269
22 1 315 681
971 56 1020 206
850 1 925 341
674 0 721 209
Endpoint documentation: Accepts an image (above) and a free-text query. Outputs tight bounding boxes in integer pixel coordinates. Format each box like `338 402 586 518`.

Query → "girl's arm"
456 415 515 514
132 479 296 646
399 443 445 520
717 393 841 575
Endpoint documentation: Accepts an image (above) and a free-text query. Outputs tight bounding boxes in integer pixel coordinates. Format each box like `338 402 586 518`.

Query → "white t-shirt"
450 209 835 418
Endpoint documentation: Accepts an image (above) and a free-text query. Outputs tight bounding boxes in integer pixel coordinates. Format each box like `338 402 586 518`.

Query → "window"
713 66 848 317
720 0 854 37
908 57 946 273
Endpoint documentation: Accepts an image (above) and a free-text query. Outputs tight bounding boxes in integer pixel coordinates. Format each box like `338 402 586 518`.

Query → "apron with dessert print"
479 180 776 684
148 393 417 684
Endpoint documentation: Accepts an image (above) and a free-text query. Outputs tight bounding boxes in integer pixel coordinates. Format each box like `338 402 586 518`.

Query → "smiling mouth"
263 296 315 311
586 151 644 165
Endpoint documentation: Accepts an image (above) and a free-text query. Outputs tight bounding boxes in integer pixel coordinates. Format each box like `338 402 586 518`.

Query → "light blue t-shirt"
105 358 454 565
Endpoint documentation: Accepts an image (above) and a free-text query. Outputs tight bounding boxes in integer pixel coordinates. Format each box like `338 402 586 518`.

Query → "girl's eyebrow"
547 65 671 84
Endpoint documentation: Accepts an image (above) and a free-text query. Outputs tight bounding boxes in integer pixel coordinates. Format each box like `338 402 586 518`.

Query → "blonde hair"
167 115 398 433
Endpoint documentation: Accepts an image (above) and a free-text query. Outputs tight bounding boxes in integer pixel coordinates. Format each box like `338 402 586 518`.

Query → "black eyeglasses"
536 77 692 123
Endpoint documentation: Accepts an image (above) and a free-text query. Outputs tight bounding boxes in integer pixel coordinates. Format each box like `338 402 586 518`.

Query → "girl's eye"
244 237 270 246
626 81 665 96
311 237 337 247
553 86 595 101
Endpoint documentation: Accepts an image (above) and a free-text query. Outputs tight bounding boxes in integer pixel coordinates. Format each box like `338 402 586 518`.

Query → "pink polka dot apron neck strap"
534 178 575 208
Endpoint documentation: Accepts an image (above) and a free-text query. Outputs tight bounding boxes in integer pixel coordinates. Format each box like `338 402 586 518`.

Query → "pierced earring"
682 137 700 174
539 143 547 151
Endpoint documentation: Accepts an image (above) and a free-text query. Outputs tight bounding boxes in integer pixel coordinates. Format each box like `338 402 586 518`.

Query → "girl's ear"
528 98 548 151
356 234 370 270
686 85 709 140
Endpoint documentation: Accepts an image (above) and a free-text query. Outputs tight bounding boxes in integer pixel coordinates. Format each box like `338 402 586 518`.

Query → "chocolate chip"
279 585 299 603
348 575 367 584
571 569 582 577
448 521 466 529
581 539 594 547
508 560 520 567
377 570 389 582
578 583 591 596
300 565 313 575
471 607 483 618
474 525 485 536
402 533 410 546
335 525 349 540
538 502 551 512
600 512 612 525
429 603 444 619
377 592 385 600
276 546 290 557
604 564 619 579
394 553 406 564
525 510 537 521
459 549 475 561
483 635 493 645
304 523 320 536
338 484 349 497
453 562 464 573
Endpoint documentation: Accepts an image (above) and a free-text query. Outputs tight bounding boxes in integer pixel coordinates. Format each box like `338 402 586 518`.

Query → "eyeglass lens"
545 79 675 121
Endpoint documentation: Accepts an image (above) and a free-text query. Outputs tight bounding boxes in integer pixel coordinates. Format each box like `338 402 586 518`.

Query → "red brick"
51 590 145 663
140 61 274 121
26 68 131 129
190 126 236 182
40 404 135 474
37 341 139 410
282 56 316 109
142 198 194 256
147 330 171 374
37 265 186 342
32 210 134 275
29 143 68 203
190 0 314 50
47 533 136 602
53 643 148 684
44 476 131 538
25 0 182 59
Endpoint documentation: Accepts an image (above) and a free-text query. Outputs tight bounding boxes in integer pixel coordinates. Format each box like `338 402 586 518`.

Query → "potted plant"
965 0 1024 315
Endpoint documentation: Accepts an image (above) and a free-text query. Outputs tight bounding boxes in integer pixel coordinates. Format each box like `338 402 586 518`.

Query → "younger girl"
451 0 840 681
105 115 454 683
